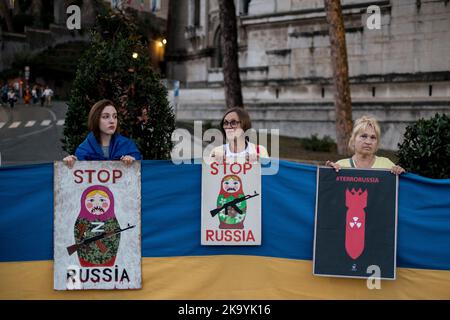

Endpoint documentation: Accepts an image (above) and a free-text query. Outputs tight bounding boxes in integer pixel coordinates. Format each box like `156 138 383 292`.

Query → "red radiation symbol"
345 188 368 260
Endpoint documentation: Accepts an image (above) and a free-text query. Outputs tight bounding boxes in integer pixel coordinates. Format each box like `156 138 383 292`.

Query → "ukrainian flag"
0 160 449 299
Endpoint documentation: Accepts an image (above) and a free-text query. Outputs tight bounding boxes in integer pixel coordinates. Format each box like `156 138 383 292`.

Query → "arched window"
189 0 201 27
194 0 200 26
239 0 252 16
151 0 161 12
212 28 223 68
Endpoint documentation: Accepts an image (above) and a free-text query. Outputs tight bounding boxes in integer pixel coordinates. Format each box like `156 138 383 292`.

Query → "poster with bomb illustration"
53 161 141 290
313 167 398 280
201 160 262 245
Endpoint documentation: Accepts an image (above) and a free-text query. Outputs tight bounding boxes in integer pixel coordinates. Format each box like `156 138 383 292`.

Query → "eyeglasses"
223 120 241 128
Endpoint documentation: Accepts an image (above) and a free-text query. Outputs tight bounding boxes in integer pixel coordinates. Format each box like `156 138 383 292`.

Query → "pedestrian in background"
40 85 45 107
1 83 8 106
43 86 53 107
7 88 17 109
24 86 31 105
32 86 38 105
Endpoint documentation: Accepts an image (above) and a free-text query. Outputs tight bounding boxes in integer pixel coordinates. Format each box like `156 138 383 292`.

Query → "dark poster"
313 167 398 279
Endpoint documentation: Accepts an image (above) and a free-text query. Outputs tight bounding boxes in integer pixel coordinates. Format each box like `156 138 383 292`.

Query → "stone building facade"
1 0 168 72
166 0 450 150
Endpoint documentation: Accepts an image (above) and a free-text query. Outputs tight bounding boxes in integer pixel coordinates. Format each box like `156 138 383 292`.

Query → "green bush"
301 134 336 152
397 113 450 179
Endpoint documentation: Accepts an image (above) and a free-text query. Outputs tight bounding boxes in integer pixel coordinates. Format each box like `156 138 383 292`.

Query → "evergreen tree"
62 7 175 159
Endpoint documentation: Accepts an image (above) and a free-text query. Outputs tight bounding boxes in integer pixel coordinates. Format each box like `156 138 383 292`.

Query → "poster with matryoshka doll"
53 161 141 290
201 159 262 245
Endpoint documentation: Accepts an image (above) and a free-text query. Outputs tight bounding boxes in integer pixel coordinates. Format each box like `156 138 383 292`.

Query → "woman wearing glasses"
210 107 269 161
326 116 404 174
63 99 142 168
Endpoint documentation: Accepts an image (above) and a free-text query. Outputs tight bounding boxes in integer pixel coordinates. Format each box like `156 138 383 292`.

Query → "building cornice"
241 0 391 27
166 48 214 61
183 71 450 88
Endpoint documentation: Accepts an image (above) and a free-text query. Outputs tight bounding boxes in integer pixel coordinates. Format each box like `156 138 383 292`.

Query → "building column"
53 0 66 25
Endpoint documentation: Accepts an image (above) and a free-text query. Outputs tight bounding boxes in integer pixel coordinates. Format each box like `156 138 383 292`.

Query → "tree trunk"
218 0 243 109
0 0 14 32
324 0 353 155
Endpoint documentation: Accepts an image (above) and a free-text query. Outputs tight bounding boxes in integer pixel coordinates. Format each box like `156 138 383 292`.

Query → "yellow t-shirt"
336 156 395 169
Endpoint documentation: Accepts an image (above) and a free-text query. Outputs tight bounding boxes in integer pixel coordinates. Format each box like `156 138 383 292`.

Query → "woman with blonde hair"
326 116 405 174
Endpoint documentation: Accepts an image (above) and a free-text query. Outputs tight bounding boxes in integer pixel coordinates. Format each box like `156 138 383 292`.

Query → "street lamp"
132 52 139 59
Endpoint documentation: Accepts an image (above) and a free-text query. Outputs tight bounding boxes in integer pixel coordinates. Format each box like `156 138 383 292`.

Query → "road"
0 101 207 166
0 101 68 166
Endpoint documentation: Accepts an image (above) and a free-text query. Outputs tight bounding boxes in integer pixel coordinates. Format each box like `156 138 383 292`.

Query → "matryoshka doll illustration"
216 175 247 229
74 185 121 267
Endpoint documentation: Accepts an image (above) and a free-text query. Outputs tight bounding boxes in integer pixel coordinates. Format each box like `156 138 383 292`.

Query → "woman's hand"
63 155 77 168
391 165 405 175
325 160 341 172
120 155 136 166
248 153 258 163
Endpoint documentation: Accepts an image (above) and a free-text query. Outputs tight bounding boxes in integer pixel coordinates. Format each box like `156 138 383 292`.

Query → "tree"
218 0 243 108
324 0 353 155
62 7 175 160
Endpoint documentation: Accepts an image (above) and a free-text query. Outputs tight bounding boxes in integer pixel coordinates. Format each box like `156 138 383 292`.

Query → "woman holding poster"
203 107 264 245
326 116 404 174
210 107 269 161
63 99 142 168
